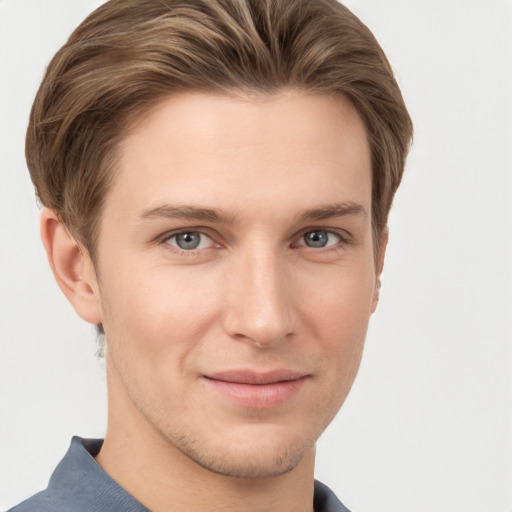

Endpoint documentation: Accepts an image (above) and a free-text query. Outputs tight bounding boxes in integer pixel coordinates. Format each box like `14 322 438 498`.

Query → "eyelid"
295 231 339 249
155 226 353 253
158 228 219 252
292 227 353 248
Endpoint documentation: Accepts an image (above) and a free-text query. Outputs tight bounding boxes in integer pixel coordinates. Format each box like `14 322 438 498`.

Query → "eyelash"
292 230 349 250
159 230 218 256
158 228 353 255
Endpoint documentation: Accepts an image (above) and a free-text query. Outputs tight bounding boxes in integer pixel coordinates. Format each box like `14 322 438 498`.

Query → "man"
8 0 412 511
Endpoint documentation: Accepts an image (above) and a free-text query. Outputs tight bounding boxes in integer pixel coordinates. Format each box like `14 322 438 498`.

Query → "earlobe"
371 228 389 313
40 208 103 325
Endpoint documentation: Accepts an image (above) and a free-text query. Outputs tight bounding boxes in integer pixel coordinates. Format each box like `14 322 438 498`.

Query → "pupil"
305 231 328 248
177 232 200 250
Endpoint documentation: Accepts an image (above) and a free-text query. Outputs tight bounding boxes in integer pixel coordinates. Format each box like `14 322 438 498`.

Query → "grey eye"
301 230 340 248
164 231 215 253
174 232 202 250
303 230 328 248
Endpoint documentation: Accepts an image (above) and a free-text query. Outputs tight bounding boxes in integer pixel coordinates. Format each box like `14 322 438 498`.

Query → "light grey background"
1 1 511 511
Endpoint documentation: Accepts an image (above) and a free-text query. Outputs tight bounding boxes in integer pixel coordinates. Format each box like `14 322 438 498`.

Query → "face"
91 90 380 478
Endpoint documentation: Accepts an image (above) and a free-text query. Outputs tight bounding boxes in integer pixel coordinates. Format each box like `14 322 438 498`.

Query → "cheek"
300 260 376 331
299 263 375 379
100 262 222 361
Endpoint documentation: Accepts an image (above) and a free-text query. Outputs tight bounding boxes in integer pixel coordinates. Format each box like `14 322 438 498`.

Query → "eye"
298 230 341 248
165 231 213 251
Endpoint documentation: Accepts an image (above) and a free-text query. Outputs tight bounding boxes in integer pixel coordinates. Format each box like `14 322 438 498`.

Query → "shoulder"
5 437 149 512
5 490 55 512
4 437 98 512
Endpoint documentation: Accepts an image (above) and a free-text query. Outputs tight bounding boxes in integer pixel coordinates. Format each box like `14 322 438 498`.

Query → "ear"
40 208 103 325
371 228 389 313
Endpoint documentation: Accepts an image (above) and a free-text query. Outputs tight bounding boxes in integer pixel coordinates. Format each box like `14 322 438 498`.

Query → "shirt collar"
47 436 149 512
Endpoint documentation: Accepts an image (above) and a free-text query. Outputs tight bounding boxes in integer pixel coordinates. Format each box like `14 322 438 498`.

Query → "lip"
203 369 309 409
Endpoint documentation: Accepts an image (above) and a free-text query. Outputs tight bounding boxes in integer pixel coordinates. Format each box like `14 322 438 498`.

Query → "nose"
221 248 294 348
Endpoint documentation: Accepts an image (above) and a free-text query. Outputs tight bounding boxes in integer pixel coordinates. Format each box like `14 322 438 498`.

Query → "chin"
166 422 317 479
189 449 303 478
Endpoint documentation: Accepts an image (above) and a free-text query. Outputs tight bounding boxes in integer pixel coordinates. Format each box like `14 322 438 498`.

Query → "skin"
42 89 386 512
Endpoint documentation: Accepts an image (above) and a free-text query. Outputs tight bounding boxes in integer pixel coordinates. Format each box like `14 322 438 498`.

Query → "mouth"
203 370 309 409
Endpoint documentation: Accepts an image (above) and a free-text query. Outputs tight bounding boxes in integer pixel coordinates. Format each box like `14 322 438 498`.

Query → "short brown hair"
26 0 412 259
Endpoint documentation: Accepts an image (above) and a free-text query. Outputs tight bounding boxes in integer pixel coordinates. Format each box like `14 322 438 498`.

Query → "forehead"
105 89 371 224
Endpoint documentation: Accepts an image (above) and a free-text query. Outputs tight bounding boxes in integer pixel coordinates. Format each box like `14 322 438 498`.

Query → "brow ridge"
297 202 368 222
138 201 367 225
138 205 237 224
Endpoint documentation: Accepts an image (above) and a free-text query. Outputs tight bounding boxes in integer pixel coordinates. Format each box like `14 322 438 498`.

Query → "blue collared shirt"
7 437 351 512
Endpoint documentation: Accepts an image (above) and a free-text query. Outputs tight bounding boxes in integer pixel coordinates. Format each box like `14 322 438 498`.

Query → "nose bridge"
222 243 292 346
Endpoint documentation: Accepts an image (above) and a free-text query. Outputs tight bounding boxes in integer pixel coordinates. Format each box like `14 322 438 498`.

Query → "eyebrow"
138 205 238 224
297 202 368 222
138 201 367 224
